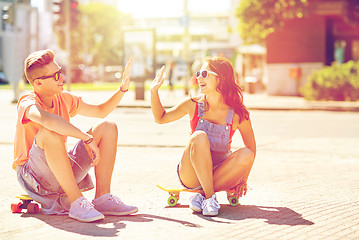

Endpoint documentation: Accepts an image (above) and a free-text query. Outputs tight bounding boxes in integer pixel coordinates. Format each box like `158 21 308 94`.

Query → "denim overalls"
195 101 234 168
177 101 235 189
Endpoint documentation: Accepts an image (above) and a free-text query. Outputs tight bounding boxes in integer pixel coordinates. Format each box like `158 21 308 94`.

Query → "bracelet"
120 86 128 92
84 136 94 144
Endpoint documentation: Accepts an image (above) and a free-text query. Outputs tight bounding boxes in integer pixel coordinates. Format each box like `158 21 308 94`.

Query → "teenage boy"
13 49 137 222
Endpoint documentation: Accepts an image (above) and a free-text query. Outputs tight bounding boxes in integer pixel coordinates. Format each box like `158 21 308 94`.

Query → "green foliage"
301 61 359 101
235 0 309 45
53 2 133 66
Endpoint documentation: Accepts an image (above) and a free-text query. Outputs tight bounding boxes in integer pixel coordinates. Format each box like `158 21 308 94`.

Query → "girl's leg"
213 148 255 192
178 131 214 198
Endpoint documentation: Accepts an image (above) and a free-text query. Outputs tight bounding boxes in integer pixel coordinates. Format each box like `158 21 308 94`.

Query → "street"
1 98 359 239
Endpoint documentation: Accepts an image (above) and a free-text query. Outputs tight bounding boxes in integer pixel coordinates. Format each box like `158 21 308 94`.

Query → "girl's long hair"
204 56 249 122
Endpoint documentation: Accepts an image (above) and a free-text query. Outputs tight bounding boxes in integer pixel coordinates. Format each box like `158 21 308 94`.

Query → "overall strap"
198 101 205 117
225 108 235 125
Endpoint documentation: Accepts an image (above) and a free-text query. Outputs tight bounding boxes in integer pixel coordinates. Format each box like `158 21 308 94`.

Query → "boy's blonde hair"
24 49 55 82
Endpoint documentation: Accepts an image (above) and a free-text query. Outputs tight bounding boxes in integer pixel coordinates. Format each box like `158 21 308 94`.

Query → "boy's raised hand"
120 58 133 91
151 65 166 92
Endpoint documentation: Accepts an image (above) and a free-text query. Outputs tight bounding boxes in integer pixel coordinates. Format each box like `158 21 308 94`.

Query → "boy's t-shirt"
13 91 82 170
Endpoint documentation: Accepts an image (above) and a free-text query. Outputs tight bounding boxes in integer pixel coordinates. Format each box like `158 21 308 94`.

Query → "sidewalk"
2 88 359 112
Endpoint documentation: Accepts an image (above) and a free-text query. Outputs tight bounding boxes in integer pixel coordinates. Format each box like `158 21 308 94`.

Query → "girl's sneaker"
189 193 205 212
69 196 105 222
202 194 220 216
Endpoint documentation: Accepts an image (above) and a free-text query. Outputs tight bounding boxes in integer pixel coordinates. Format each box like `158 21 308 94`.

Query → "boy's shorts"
17 139 94 215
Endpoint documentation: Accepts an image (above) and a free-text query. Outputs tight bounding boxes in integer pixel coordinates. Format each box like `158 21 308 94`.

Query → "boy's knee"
101 120 117 131
93 120 118 137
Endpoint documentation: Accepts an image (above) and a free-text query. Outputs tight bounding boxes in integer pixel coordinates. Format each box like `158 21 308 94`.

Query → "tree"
235 0 309 45
54 2 133 66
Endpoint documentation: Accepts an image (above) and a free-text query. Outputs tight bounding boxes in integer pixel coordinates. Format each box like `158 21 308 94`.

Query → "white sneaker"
92 193 138 216
189 193 205 212
202 194 220 216
69 197 104 222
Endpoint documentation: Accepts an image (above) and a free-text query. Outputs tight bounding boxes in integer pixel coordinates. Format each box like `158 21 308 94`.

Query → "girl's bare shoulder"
180 96 200 106
178 96 199 118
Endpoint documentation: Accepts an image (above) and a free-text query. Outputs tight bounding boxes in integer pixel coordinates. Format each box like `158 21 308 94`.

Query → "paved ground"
0 88 358 240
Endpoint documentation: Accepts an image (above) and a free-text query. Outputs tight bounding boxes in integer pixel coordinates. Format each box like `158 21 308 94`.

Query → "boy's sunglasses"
196 70 218 79
35 67 63 81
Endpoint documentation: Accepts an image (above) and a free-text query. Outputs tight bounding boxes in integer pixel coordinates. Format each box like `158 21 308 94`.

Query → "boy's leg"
36 127 82 203
85 120 118 199
36 127 104 222
87 120 138 215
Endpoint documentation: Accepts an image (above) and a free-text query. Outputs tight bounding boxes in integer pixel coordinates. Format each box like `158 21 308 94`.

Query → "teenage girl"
151 57 256 216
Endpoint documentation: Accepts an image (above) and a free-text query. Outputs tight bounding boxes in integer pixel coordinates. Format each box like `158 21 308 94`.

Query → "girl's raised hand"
151 65 166 92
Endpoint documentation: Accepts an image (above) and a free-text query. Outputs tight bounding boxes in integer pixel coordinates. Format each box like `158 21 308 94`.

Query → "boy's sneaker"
189 193 205 212
202 194 220 216
69 196 104 222
92 193 138 216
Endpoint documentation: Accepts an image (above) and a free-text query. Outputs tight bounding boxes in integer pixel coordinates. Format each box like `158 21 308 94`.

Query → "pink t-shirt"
13 91 81 169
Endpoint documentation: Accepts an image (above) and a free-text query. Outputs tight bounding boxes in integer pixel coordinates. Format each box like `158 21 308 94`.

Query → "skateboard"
156 185 239 207
11 194 40 214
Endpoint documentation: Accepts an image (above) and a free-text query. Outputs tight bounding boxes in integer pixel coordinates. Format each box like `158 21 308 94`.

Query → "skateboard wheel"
11 202 22 213
27 203 40 214
168 196 178 207
228 196 239 207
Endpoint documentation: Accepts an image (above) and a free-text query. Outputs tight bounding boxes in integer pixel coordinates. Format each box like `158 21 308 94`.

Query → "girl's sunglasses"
196 70 218 79
35 67 63 81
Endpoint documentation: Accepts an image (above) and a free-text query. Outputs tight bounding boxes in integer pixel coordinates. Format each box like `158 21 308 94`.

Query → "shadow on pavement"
197 205 314 226
20 213 200 237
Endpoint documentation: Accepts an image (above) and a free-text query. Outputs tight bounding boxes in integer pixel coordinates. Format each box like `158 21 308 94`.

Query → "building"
266 0 359 96
131 13 240 68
